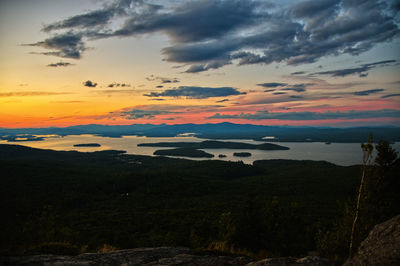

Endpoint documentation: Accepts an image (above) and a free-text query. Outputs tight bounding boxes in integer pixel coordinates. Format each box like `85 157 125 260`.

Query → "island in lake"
73 143 101 147
138 140 289 150
154 148 214 158
0 134 45 142
234 152 252 157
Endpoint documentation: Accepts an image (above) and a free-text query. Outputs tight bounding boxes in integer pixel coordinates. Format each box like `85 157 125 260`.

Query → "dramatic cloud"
313 60 397 77
354 89 384 96
0 91 69 97
144 86 246 99
25 32 86 59
381 93 400 98
257 82 288 88
47 62 74 67
120 109 174 119
113 0 261 43
42 0 145 32
42 10 115 32
83 80 97 87
31 0 400 72
209 109 400 120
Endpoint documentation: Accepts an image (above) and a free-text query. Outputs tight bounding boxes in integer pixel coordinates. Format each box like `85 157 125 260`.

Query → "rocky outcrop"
345 215 400 266
247 256 333 266
3 216 399 266
0 247 335 266
0 247 251 266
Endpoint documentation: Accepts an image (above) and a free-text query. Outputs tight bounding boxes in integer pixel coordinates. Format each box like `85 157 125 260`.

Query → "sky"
0 0 399 128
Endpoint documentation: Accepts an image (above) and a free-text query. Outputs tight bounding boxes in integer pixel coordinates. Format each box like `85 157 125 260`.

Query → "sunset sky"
0 0 399 128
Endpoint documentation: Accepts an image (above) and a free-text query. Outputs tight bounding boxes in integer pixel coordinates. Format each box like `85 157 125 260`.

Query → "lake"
1 134 399 166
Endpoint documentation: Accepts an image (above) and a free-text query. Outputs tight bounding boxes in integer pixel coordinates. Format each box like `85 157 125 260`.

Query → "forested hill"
0 143 363 261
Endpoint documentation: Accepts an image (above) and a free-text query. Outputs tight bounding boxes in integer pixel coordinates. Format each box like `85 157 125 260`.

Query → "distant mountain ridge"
1 122 399 143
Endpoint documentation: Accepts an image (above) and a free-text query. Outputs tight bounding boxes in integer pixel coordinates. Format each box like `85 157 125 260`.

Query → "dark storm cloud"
354 89 385 96
113 0 262 43
313 60 397 77
83 80 98 87
208 109 400 120
144 86 246 99
381 93 400 98
32 0 399 72
47 62 74 67
120 109 173 119
257 82 288 88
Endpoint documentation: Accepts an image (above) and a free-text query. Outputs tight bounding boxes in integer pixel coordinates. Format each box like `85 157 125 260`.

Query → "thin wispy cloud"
209 109 400 121
313 60 397 78
107 83 131 88
146 75 180 83
93 89 136 94
257 82 288 88
381 93 400 98
47 62 74 67
354 89 385 96
216 99 229 103
144 86 246 99
281 84 308 93
120 109 176 119
0 91 70 97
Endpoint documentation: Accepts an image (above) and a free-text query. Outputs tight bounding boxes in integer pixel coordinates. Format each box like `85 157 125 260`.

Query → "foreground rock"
345 215 400 266
0 247 251 266
247 256 333 265
0 246 335 266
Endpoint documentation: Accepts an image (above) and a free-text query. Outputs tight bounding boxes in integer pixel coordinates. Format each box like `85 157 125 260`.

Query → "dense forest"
0 141 398 264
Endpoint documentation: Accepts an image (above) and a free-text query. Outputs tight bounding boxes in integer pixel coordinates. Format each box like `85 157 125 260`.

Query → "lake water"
1 134 399 166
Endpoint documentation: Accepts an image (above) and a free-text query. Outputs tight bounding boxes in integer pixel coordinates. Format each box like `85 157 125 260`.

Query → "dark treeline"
0 142 398 264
